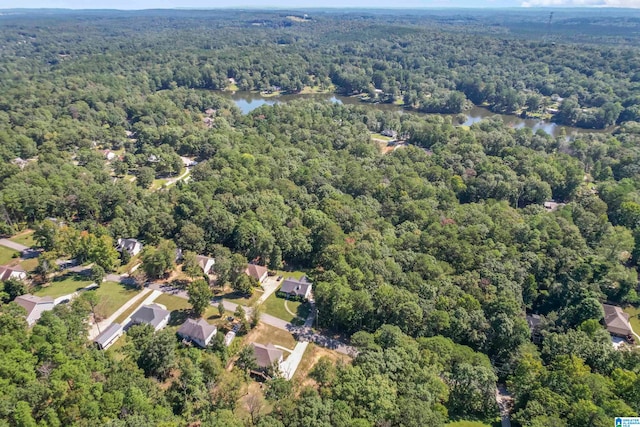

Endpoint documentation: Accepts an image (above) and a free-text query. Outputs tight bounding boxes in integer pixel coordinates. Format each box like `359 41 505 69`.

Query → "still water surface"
225 91 607 138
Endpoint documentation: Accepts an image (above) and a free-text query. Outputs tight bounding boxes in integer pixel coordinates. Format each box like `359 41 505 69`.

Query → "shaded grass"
624 305 640 336
154 293 192 327
263 292 310 323
19 257 38 273
10 230 36 247
94 281 140 319
0 246 19 265
274 269 308 280
33 273 93 298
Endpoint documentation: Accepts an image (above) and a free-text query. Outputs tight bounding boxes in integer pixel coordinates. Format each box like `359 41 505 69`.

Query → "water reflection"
225 91 607 138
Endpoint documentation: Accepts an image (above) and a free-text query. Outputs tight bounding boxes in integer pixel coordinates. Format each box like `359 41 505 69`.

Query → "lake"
224 91 608 138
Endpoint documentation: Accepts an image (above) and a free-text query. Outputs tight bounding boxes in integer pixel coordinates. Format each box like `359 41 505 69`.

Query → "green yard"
624 305 640 336
114 297 147 324
94 281 141 319
0 245 19 265
262 292 310 323
219 288 262 307
33 273 94 298
274 269 308 280
10 230 36 248
371 132 394 142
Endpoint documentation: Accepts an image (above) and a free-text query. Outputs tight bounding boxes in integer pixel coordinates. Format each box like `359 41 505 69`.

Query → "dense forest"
0 8 640 427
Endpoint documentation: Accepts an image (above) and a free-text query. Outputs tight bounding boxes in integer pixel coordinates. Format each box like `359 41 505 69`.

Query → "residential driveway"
53 283 98 306
278 341 309 380
87 288 157 340
0 238 29 252
257 276 282 304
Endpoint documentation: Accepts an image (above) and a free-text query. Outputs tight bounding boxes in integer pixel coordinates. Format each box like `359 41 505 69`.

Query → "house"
177 318 217 348
278 277 312 301
102 150 116 161
0 265 27 281
94 323 124 350
252 342 283 369
196 255 216 275
130 304 171 331
14 294 55 326
526 314 543 344
116 238 143 256
245 264 268 284
602 304 633 338
381 129 398 138
543 201 565 212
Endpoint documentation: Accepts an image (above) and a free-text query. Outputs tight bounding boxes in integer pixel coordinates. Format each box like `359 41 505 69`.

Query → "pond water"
225 91 607 138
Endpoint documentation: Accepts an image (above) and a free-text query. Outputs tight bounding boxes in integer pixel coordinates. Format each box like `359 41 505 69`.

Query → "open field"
94 281 140 319
0 246 19 265
262 292 310 323
33 273 93 298
243 322 296 350
10 230 36 247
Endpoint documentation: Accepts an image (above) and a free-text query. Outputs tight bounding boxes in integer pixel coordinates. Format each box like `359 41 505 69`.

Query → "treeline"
1 10 639 128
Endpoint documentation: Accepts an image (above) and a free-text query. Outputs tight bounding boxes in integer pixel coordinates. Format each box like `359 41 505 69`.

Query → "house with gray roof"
14 294 55 326
177 318 217 348
278 277 312 301
130 304 171 331
252 342 283 369
602 303 633 338
116 238 143 256
94 323 124 350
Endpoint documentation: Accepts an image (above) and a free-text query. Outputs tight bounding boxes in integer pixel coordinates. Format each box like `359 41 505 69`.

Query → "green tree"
188 279 212 317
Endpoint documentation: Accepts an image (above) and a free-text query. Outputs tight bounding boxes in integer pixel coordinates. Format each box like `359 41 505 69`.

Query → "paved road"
0 238 29 252
148 282 356 356
88 288 152 340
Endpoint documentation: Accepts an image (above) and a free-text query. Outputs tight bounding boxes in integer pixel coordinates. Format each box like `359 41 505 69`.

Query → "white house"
94 323 124 350
14 294 55 326
177 318 217 348
116 238 143 256
0 265 27 281
130 304 171 331
245 264 268 284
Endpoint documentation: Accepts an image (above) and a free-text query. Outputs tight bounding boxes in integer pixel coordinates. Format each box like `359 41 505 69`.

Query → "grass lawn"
93 281 140 319
0 245 19 265
262 292 310 323
10 230 36 248
154 293 192 327
219 288 262 307
226 83 239 91
371 133 394 142
624 305 640 336
151 178 167 191
19 257 38 273
33 273 93 298
117 255 140 274
244 322 296 350
274 269 308 280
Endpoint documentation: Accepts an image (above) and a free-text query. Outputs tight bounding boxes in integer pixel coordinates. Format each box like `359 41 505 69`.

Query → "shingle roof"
196 255 215 273
0 265 25 281
245 264 268 281
252 343 283 368
178 318 217 343
94 323 123 348
602 304 633 337
280 277 312 298
14 294 54 314
131 304 170 328
117 238 141 253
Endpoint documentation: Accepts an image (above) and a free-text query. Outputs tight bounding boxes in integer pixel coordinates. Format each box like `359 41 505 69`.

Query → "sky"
0 0 639 8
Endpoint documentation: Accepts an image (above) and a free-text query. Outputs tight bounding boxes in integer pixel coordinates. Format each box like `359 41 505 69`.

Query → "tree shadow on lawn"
168 308 191 327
